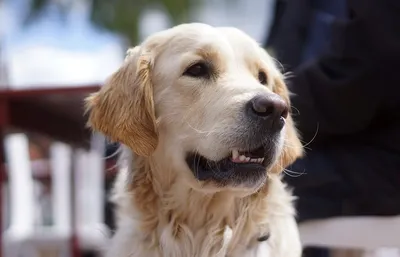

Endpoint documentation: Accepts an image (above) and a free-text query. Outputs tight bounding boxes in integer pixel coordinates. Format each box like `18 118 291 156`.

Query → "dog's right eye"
183 62 210 78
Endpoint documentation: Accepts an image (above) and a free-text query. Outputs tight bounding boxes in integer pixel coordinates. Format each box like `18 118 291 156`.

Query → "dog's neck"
125 154 271 254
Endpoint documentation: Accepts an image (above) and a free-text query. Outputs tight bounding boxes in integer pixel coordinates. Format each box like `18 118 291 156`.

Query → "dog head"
86 23 303 192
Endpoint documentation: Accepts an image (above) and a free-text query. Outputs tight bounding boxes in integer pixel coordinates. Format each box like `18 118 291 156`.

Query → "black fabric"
266 0 313 70
267 0 400 219
303 248 330 257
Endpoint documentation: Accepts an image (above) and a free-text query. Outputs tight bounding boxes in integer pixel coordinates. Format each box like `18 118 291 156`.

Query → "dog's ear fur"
85 46 157 157
270 76 303 173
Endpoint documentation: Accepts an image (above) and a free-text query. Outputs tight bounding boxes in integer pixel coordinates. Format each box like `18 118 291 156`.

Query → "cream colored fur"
85 23 304 257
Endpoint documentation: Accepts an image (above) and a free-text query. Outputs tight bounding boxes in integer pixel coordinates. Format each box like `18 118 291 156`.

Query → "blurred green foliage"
27 0 200 44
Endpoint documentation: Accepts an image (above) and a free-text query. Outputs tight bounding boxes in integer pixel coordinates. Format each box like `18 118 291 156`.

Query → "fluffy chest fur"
105 157 301 257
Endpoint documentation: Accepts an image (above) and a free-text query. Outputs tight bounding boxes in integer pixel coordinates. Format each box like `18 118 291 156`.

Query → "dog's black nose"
250 94 288 118
248 94 288 131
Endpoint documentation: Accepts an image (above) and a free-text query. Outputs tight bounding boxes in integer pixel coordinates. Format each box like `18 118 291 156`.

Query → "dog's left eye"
183 62 210 78
258 71 268 85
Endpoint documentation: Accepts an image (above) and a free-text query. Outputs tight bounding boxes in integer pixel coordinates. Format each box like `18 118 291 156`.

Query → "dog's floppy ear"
85 46 157 157
270 76 304 173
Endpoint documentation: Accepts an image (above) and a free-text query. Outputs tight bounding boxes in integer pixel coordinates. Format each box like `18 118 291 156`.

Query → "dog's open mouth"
186 145 273 186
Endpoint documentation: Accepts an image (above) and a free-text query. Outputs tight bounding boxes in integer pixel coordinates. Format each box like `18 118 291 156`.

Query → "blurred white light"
8 43 124 88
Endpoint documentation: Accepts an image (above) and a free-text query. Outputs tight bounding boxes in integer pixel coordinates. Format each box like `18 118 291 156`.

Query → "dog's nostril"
250 94 288 118
252 98 274 116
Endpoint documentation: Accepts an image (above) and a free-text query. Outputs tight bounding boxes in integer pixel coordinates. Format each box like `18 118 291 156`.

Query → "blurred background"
0 0 275 87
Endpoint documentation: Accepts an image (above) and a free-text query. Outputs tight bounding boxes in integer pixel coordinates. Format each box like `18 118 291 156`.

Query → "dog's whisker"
282 140 307 150
300 123 320 148
283 168 307 177
104 144 123 160
186 121 219 135
194 150 201 179
290 106 300 115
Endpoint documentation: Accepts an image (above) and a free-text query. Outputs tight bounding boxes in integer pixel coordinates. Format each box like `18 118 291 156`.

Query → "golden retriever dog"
85 23 303 257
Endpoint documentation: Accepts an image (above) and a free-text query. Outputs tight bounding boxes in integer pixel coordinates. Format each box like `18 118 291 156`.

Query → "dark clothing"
266 0 400 220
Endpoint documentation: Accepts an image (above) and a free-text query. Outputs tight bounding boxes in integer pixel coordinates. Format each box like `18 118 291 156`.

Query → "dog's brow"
245 54 269 80
195 45 220 62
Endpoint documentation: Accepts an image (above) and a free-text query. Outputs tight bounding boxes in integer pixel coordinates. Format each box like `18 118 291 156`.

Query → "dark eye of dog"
183 62 209 78
258 71 268 85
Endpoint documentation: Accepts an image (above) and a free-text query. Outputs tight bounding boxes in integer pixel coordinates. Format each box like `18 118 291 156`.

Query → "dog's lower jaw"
106 154 301 257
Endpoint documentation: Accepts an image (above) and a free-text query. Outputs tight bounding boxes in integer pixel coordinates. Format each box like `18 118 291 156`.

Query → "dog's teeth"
232 153 264 164
232 149 239 159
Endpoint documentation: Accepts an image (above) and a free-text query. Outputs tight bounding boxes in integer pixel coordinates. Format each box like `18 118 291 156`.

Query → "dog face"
86 23 302 192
